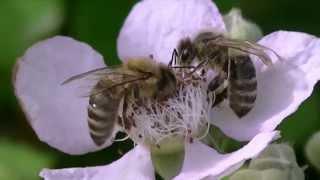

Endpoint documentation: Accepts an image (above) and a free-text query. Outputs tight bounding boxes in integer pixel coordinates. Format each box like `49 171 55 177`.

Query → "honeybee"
63 58 177 146
171 31 277 118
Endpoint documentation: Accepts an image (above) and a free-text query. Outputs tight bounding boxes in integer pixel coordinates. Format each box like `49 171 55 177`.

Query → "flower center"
123 77 213 148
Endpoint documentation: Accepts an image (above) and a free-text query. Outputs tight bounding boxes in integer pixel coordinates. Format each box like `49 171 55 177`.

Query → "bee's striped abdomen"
88 81 121 146
228 55 257 118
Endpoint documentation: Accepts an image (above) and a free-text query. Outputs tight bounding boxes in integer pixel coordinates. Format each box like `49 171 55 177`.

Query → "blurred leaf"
66 0 136 65
0 0 64 72
279 85 320 147
0 0 64 136
0 0 64 90
0 164 20 180
0 139 56 180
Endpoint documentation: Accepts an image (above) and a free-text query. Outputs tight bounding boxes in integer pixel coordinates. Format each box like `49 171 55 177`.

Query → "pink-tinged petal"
13 36 111 155
40 146 155 180
174 131 279 180
117 0 225 64
210 31 320 141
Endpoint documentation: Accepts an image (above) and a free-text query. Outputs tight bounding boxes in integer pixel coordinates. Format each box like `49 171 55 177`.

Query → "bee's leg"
208 73 228 107
212 88 227 107
186 54 219 77
186 58 209 76
122 89 132 131
208 73 227 92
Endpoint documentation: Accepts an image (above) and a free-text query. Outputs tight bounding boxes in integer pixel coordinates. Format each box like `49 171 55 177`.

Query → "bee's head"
177 38 196 65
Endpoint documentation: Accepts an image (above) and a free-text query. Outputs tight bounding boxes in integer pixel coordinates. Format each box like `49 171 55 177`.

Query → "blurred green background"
1 0 320 179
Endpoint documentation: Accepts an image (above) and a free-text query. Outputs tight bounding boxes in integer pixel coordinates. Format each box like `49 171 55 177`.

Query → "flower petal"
117 0 225 64
40 145 155 180
174 131 279 180
210 31 320 141
13 36 111 155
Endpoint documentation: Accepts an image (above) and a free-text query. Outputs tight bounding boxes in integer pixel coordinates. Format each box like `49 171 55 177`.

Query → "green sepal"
202 125 247 153
150 137 185 180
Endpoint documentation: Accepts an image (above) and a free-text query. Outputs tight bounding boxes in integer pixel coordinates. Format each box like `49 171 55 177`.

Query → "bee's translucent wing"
212 38 281 66
89 75 152 97
61 65 137 85
62 66 151 98
61 66 111 97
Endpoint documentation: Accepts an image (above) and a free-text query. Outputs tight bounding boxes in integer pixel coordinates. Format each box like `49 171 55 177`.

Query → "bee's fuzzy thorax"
125 58 161 76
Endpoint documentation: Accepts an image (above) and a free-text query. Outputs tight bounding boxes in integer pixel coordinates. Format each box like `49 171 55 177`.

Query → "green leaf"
0 139 56 179
0 0 64 109
0 0 64 69
279 91 320 147
66 1 136 66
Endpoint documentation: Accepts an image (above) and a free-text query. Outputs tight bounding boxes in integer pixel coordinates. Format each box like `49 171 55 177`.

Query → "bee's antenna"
169 49 178 67
185 56 215 77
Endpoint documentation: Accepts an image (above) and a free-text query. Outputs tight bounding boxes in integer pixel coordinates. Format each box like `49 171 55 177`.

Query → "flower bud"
223 8 263 42
305 131 320 171
229 144 305 180
229 169 287 180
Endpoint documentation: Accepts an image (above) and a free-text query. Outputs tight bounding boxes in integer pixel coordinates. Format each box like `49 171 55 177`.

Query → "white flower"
13 0 320 179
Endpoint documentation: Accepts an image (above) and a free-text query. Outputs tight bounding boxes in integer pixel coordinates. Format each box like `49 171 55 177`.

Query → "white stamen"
125 82 213 146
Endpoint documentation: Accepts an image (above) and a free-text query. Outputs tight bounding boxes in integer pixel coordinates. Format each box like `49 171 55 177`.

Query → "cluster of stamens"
123 71 214 147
